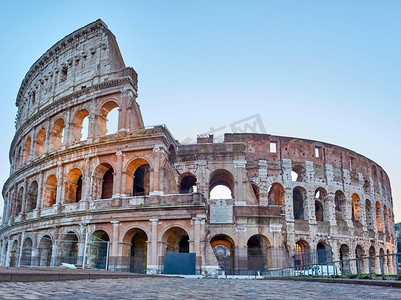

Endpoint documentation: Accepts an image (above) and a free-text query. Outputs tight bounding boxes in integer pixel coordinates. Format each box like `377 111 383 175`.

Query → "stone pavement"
0 277 401 299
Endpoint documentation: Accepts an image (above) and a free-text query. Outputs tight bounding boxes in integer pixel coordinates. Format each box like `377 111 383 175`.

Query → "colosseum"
0 19 396 275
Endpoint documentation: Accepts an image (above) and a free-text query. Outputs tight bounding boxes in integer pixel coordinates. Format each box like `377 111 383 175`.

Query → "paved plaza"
0 277 400 299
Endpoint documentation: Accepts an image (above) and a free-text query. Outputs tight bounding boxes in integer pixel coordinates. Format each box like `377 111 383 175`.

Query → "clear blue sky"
0 1 400 221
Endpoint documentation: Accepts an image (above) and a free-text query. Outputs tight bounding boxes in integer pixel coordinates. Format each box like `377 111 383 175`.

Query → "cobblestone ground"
0 278 401 299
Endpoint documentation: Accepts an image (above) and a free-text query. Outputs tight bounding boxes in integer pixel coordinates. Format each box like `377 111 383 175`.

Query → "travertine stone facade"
0 20 396 274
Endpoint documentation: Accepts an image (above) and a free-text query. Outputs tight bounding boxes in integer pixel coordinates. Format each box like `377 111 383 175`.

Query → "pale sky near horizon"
0 1 400 221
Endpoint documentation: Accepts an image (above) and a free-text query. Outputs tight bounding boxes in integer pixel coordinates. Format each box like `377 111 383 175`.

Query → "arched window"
268 183 285 206
43 175 57 207
39 235 53 267
291 165 306 182
376 201 383 231
15 187 23 216
20 238 33 266
98 101 119 136
294 240 310 267
23 137 32 163
50 118 65 150
317 242 332 264
126 159 151 196
179 173 197 194
101 168 114 199
335 190 346 222
71 109 89 143
35 128 46 156
209 169 234 199
65 168 83 203
293 187 307 220
164 227 190 253
251 183 260 204
351 193 361 222
26 181 38 212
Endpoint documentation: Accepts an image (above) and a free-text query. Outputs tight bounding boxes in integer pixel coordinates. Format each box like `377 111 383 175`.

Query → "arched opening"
294 240 310 268
35 128 46 156
164 227 189 253
26 181 38 213
23 136 32 163
383 205 389 232
71 109 89 143
39 235 53 267
247 235 270 272
292 165 305 182
335 190 346 222
20 238 33 266
317 242 332 264
210 235 235 275
61 232 79 264
126 159 151 196
87 231 110 269
293 186 307 220
339 244 350 274
314 188 327 222
351 193 361 222
363 179 371 194
365 200 374 230
101 168 114 199
65 169 83 204
50 118 65 150
251 183 260 204
369 246 376 270
179 173 197 194
355 245 365 271
99 101 119 135
15 187 23 216
9 240 18 267
123 228 148 274
43 175 57 207
268 183 285 206
209 169 234 199
376 201 383 231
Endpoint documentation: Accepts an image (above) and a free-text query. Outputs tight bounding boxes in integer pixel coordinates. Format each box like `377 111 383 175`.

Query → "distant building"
0 20 396 274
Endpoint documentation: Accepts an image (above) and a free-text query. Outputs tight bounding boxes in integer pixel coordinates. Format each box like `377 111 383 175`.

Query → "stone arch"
376 201 383 231
38 235 53 267
251 182 260 204
20 237 33 266
291 165 306 182
247 234 270 271
162 226 190 253
317 241 332 263
43 174 57 207
210 234 235 274
179 172 197 194
365 199 374 230
35 128 46 156
334 190 347 222
65 168 83 203
369 246 376 270
9 240 19 267
26 180 38 212
23 136 32 163
93 163 115 200
60 231 79 264
293 186 307 220
351 193 361 222
268 183 285 206
314 188 328 222
98 100 119 136
126 158 151 196
339 243 350 274
71 109 89 143
15 187 23 216
50 118 65 150
122 228 148 273
294 240 310 267
88 230 110 269
209 169 235 199
355 244 365 271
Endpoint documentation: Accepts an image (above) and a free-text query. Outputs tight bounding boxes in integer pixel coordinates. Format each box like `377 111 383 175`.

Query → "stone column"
234 160 247 205
55 163 64 213
44 120 52 153
114 151 124 197
148 218 159 272
306 189 316 223
284 187 294 221
80 158 90 210
326 192 337 229
34 172 44 217
21 179 28 216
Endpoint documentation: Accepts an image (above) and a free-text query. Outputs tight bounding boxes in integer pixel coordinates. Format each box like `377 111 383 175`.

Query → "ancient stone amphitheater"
0 20 396 275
